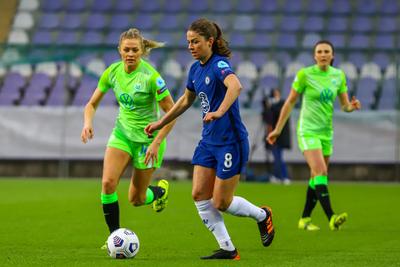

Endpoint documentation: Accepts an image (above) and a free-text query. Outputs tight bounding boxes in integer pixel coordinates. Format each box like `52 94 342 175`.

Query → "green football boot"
329 212 348 230
152 179 169 212
298 217 320 231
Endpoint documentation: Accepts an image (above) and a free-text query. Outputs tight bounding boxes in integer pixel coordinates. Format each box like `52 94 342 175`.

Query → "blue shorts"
191 139 249 179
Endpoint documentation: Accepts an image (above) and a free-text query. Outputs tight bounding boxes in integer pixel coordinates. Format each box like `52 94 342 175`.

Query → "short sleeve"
150 73 170 101
97 66 112 93
186 64 195 91
292 68 306 94
338 70 348 94
212 59 235 82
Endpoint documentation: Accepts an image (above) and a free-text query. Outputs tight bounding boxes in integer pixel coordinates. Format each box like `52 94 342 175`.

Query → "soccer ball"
106 228 140 259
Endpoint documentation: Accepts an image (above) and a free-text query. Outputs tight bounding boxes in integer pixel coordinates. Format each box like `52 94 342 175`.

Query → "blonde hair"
119 28 164 56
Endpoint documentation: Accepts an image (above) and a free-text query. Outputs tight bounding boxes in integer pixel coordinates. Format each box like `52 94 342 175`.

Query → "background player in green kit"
80 28 176 247
267 40 361 231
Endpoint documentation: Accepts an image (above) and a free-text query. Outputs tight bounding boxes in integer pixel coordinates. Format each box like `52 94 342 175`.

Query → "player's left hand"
350 96 361 110
203 111 223 123
144 142 159 166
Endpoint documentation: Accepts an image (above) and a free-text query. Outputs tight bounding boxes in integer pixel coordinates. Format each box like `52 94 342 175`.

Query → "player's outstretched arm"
145 89 196 135
81 88 104 143
267 89 299 145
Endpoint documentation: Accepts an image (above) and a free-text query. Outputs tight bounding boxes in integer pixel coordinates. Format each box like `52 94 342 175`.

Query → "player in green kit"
80 28 176 247
267 40 361 231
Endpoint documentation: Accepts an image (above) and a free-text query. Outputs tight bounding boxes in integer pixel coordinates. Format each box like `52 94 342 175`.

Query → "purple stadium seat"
103 51 120 66
104 31 120 45
100 91 117 106
29 73 52 88
374 34 395 49
114 0 135 12
296 52 313 66
348 52 367 69
37 13 60 30
376 17 398 33
132 14 156 31
330 0 351 14
378 78 397 109
235 0 257 12
163 0 185 12
91 0 114 12
248 51 268 69
71 75 98 106
355 0 377 14
3 72 26 90
208 14 231 30
258 0 278 12
55 31 79 45
326 34 346 48
351 16 373 33
371 53 391 70
355 77 378 109
139 0 162 12
86 13 107 31
159 14 180 31
174 50 193 67
308 0 329 13
230 33 248 49
209 1 232 13
186 0 208 12
250 33 273 49
40 0 63 12
327 16 348 32
281 0 303 13
280 15 302 32
20 84 47 106
31 30 53 45
109 15 131 31
46 85 67 106
259 76 279 89
0 73 25 105
61 13 83 30
273 51 292 66
65 0 87 12
253 15 276 31
277 33 298 48
348 34 370 49
380 0 399 15
81 31 104 45
302 16 324 32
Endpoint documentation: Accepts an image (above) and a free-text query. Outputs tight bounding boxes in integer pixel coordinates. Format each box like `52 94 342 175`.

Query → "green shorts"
297 134 333 156
107 128 166 169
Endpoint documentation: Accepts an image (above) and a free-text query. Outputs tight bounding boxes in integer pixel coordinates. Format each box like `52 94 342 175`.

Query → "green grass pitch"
0 178 399 267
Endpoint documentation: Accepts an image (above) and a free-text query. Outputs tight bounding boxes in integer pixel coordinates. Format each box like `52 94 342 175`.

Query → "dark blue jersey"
186 54 248 145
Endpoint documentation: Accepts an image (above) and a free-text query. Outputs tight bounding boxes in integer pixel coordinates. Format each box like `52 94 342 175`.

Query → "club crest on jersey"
205 76 210 85
198 92 210 113
217 61 229 68
119 93 134 110
320 88 333 104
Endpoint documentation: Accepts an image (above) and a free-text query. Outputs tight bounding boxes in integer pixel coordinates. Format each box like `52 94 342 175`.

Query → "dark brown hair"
314 40 335 66
188 18 231 58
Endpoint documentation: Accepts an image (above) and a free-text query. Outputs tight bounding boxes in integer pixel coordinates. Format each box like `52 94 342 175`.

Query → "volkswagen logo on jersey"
119 93 134 110
205 76 210 85
199 92 210 113
320 88 334 104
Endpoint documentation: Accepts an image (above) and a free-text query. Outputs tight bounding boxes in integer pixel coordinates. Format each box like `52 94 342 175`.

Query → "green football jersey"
292 65 348 138
97 59 170 142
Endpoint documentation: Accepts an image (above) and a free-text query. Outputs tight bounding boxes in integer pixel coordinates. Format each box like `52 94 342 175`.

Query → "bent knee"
102 178 118 193
213 200 231 211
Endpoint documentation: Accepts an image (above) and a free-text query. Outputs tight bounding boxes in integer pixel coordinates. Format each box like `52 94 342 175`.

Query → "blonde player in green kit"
80 28 176 247
267 40 361 231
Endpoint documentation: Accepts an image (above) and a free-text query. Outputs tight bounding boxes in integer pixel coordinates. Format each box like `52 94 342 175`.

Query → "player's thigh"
192 165 216 201
213 174 240 210
303 149 327 175
102 147 131 193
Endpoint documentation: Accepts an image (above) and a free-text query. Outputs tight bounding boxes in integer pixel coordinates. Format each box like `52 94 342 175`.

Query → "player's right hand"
144 121 161 137
81 126 94 144
266 130 280 145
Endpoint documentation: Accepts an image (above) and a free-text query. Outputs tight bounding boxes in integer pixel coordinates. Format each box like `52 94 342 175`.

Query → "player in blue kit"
145 18 274 260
